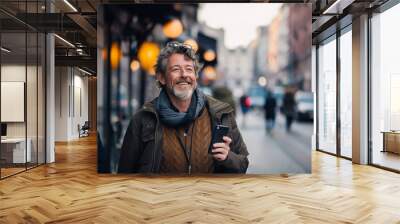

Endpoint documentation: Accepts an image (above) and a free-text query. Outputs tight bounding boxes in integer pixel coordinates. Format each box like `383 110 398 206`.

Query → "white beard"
172 85 194 100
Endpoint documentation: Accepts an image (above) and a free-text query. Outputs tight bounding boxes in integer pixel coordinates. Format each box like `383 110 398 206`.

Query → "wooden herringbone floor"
1 135 400 223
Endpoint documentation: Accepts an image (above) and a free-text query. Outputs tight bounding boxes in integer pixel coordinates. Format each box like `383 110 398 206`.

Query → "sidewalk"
237 110 312 174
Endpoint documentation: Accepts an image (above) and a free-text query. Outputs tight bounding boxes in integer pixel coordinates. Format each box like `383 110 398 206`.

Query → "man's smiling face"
159 53 197 101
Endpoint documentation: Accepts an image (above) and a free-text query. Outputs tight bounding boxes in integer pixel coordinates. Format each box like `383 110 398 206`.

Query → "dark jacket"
264 96 277 120
282 92 296 117
118 95 249 174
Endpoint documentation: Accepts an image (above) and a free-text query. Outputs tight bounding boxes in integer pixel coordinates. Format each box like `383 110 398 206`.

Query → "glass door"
317 35 337 155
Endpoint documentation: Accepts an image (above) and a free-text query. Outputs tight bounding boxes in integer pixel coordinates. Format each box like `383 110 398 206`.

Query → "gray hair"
154 41 202 88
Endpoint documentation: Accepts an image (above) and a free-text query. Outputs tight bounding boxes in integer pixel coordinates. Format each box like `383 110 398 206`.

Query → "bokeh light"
203 66 217 80
102 48 107 61
184 39 199 53
138 41 160 74
130 59 140 72
163 18 183 38
258 76 267 86
203 49 216 62
110 43 121 70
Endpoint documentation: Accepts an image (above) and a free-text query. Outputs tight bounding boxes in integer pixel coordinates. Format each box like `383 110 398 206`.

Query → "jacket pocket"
141 130 155 142
139 130 156 172
141 122 155 142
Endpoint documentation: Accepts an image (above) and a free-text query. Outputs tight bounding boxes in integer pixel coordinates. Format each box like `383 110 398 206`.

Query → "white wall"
1 65 36 137
1 64 46 164
1 82 25 122
55 67 89 141
1 66 26 135
1 65 26 81
72 72 89 138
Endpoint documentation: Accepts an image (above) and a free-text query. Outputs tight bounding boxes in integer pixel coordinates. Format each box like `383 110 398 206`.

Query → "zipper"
176 126 192 175
187 123 195 175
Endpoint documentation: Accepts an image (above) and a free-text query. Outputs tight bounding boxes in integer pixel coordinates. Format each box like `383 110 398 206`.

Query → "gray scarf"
155 88 206 127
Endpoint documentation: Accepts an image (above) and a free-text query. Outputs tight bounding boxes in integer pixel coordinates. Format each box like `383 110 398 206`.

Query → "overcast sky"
198 3 282 50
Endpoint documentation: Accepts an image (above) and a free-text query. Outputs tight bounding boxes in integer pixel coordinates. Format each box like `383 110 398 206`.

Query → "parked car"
295 91 314 121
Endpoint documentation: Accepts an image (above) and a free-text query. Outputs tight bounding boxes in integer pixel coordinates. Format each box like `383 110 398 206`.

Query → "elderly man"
118 41 249 174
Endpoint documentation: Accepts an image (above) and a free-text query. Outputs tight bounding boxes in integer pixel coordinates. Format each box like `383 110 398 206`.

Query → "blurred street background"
238 110 312 174
98 3 312 173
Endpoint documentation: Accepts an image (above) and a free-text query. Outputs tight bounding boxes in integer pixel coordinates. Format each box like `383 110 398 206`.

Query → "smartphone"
210 125 229 153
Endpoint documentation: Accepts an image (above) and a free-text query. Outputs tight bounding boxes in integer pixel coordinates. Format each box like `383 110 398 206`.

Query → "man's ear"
156 73 166 85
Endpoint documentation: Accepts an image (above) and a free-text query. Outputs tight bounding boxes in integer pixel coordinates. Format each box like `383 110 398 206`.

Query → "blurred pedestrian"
264 91 277 133
282 88 296 132
239 94 251 127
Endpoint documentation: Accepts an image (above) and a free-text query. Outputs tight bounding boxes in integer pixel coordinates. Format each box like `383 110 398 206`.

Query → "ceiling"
0 0 393 74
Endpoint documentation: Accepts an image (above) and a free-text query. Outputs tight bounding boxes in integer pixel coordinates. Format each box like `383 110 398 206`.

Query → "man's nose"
180 69 189 77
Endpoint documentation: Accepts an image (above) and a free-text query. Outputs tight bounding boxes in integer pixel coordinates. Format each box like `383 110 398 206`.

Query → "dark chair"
79 121 90 138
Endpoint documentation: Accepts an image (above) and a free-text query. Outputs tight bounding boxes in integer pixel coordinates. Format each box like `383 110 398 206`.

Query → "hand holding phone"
210 125 229 154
